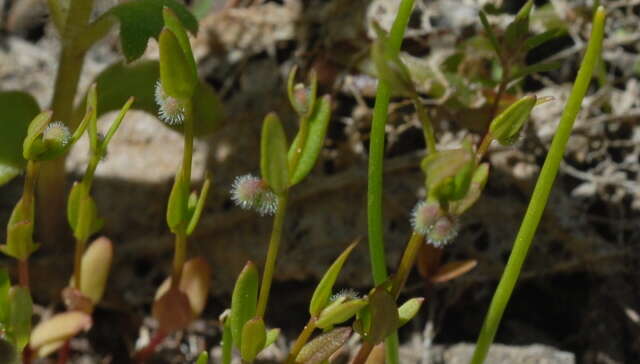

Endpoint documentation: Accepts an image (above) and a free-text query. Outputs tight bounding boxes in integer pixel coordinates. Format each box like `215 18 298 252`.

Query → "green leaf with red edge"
101 0 198 62
0 91 40 186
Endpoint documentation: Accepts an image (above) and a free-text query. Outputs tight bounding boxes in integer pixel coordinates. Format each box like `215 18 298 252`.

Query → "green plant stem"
367 1 414 363
39 0 95 244
285 317 317 364
470 7 605 364
256 193 288 318
412 99 437 155
171 232 188 287
390 232 424 299
476 132 493 162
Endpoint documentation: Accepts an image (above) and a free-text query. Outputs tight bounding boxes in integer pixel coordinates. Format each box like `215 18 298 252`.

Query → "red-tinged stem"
18 259 30 288
351 342 374 364
133 329 168 363
57 340 71 364
23 346 32 364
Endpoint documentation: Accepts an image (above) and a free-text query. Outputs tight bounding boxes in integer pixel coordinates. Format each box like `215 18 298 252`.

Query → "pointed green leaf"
241 317 266 363
478 11 501 57
7 287 32 351
196 351 209 364
288 95 332 186
167 171 189 232
489 95 537 146
260 113 289 194
230 262 259 349
296 327 351 364
102 0 197 62
163 7 197 77
397 297 424 328
187 174 211 235
422 144 475 203
316 298 367 329
159 28 197 100
309 242 357 316
287 66 317 117
509 61 561 82
504 0 533 52
525 28 566 51
0 92 40 186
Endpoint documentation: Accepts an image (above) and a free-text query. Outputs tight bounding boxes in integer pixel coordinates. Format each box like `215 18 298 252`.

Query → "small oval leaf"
260 113 289 194
230 261 259 349
240 318 266 363
159 28 197 100
431 260 477 284
397 297 424 328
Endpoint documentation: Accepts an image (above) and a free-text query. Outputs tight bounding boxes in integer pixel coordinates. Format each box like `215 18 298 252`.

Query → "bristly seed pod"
411 200 443 235
154 80 185 125
230 174 278 216
426 215 459 247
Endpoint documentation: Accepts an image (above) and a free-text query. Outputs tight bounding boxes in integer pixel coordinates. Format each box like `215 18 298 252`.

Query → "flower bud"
154 80 185 125
489 95 536 146
230 174 278 216
43 121 71 149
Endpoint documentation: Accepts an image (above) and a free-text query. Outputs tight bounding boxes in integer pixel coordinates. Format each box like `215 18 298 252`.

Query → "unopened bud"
43 121 71 147
489 95 536 146
230 174 278 216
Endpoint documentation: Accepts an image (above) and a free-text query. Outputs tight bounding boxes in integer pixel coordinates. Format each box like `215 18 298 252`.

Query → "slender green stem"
412 98 437 155
390 232 424 299
476 132 493 162
285 317 317 364
367 1 415 363
73 237 86 289
470 8 606 364
171 101 195 288
256 193 288 318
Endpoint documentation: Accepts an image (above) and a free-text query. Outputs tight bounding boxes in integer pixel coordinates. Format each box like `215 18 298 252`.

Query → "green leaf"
478 11 501 57
79 60 224 136
260 113 289 194
102 0 198 62
525 28 566 51
221 315 232 364
67 182 103 241
264 328 280 349
288 95 332 186
309 242 357 316
287 66 318 117
230 262 259 350
449 163 490 215
195 351 209 364
240 317 266 363
159 28 197 100
7 287 32 352
22 111 53 161
397 297 424 328
509 61 561 81
186 175 211 236
0 268 9 326
0 92 40 186
422 144 475 203
163 7 197 78
489 95 536 146
296 327 351 364
316 298 367 330
1 198 38 260
504 0 533 52
167 171 189 233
